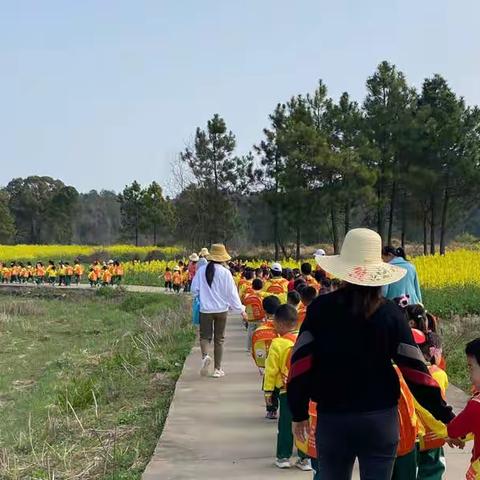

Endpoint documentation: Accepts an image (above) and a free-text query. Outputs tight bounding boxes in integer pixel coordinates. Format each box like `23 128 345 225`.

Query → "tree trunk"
440 188 449 255
400 189 407 248
344 201 350 236
153 222 157 246
135 224 139 247
296 224 301 261
273 203 279 261
377 188 384 243
423 209 428 256
331 206 339 254
430 194 436 255
387 181 396 246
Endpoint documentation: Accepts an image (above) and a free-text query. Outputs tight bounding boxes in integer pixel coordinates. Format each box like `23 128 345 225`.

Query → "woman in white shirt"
191 244 246 378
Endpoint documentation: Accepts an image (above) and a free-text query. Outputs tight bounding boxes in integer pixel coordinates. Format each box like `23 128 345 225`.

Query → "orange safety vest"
164 271 172 282
173 272 182 285
243 293 265 322
74 264 84 275
102 271 112 283
115 265 124 276
251 325 278 369
66 266 74 276
36 267 46 277
394 365 418 457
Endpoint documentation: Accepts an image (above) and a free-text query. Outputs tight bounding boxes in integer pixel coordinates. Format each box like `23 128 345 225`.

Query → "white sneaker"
212 368 225 378
275 458 291 469
295 458 312 471
200 355 212 376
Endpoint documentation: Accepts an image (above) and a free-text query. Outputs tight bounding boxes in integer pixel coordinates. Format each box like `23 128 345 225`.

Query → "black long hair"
342 283 383 319
206 261 218 287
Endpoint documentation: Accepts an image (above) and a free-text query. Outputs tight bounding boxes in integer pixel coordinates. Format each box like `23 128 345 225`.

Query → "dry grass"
0 291 194 479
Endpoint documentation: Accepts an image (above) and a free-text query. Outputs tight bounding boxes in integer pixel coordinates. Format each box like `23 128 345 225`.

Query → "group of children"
0 259 124 287
236 261 480 480
164 252 205 293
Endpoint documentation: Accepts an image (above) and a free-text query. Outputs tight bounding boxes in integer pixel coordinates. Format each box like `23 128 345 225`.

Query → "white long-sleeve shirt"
191 263 245 314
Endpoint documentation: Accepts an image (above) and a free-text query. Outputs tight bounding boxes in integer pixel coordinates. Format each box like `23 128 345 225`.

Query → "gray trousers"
199 311 228 369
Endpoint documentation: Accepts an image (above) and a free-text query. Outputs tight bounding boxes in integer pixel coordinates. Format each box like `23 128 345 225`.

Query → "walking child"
264 304 311 471
164 267 173 291
172 266 182 293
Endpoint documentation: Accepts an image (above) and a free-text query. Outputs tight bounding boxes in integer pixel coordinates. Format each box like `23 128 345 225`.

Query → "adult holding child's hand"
191 244 246 379
287 228 454 480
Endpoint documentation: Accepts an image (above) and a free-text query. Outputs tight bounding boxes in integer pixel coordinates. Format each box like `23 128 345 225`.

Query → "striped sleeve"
287 308 315 422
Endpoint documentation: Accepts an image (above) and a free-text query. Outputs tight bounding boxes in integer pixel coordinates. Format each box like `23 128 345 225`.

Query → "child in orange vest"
172 267 182 293
65 262 74 286
113 260 124 285
35 262 46 284
264 304 311 471
73 260 84 285
88 267 98 287
253 295 281 420
101 266 112 286
164 267 173 291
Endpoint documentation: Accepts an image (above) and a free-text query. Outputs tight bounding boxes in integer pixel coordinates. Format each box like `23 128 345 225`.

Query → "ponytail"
206 261 216 287
395 247 407 260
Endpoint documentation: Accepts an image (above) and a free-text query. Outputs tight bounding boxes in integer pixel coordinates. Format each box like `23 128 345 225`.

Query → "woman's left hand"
292 420 310 443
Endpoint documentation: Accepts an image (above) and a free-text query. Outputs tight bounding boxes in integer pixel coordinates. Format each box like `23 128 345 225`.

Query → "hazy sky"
1 0 479 193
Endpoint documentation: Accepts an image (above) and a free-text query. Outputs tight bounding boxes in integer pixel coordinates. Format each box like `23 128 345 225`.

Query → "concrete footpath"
143 316 471 480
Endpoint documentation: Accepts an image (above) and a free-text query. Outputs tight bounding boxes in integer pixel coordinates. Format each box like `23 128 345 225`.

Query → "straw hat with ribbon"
206 244 231 263
315 228 407 287
189 253 199 262
199 247 210 257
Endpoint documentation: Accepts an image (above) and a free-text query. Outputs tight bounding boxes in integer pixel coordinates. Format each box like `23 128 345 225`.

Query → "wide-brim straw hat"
315 228 407 287
199 247 210 257
207 244 231 263
189 253 199 262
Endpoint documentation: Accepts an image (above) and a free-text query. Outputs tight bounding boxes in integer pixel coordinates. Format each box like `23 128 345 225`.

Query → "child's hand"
446 437 465 449
292 420 310 444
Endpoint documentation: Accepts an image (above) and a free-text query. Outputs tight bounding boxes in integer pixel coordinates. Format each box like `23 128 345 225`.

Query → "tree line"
1 61 479 257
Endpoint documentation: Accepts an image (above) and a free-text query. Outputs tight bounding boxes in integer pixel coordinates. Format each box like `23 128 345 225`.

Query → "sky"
1 0 479 194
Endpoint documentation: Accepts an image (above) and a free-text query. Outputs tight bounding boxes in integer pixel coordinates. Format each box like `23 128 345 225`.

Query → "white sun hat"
314 249 326 257
189 253 199 262
315 228 407 287
271 262 282 273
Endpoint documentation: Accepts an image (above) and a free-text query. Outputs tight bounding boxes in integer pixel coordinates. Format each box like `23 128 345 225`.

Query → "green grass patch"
441 316 479 392
0 289 194 479
423 285 480 318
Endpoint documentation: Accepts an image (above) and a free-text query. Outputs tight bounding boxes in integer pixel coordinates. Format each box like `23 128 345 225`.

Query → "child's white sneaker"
295 458 312 471
212 368 225 378
200 355 212 376
275 458 291 469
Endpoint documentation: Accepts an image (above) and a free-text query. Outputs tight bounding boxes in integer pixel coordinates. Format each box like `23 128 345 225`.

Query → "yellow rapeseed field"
1 244 479 289
0 244 182 263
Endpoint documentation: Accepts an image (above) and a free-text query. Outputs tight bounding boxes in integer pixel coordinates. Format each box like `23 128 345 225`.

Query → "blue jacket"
383 257 423 304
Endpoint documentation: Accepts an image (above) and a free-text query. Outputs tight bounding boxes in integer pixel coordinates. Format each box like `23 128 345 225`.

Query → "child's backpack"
251 325 277 370
266 283 285 295
243 293 265 322
393 365 418 457
296 401 318 459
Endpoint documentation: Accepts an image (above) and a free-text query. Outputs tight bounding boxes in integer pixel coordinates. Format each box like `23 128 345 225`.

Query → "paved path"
143 315 470 479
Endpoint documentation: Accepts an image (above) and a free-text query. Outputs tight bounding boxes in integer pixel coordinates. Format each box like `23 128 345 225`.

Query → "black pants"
316 407 399 480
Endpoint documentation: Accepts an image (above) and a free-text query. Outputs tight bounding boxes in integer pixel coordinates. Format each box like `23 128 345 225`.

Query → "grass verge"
0 289 194 479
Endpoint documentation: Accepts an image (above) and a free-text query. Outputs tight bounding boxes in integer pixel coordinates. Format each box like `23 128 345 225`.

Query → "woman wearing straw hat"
191 244 247 378
287 229 454 479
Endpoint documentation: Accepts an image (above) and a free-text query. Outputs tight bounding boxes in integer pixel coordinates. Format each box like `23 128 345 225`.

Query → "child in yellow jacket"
264 304 311 471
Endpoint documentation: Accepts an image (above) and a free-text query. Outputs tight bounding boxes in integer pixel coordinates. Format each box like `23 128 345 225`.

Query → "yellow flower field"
0 245 182 263
0 245 479 290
